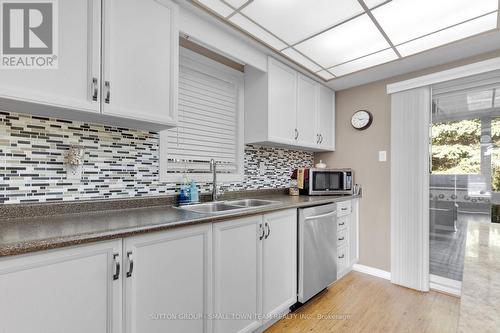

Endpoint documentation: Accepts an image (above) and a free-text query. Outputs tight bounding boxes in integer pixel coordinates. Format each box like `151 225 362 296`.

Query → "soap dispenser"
190 181 199 203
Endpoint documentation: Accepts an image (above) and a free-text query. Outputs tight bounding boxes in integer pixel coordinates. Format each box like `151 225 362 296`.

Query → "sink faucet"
210 159 218 201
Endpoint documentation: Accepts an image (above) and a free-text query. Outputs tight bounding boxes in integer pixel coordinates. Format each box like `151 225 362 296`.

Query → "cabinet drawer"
337 228 347 248
337 245 348 270
337 200 352 217
337 216 348 230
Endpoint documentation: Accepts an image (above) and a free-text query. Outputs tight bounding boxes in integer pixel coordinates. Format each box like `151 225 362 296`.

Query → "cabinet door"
124 224 212 333
0 240 122 333
102 0 178 125
213 216 262 333
297 74 318 146
318 85 335 149
0 0 101 113
262 209 297 323
268 58 297 144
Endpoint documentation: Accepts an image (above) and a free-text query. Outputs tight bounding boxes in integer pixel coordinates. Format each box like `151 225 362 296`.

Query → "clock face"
351 110 372 130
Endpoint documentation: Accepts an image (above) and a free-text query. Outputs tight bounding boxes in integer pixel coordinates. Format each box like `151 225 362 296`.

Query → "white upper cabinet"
267 58 298 144
297 74 318 146
0 0 178 131
317 84 336 149
245 57 335 152
102 0 178 126
0 0 101 114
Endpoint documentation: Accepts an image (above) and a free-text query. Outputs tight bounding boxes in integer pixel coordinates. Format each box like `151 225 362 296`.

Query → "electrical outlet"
259 161 266 173
66 165 82 180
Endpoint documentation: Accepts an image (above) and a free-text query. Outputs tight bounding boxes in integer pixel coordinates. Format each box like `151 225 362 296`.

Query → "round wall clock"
351 110 373 130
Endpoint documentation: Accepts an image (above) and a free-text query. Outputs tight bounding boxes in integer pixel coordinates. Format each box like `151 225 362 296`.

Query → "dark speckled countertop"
0 193 360 257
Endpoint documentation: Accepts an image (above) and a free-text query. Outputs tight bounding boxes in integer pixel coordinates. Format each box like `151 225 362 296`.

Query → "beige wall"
317 49 500 272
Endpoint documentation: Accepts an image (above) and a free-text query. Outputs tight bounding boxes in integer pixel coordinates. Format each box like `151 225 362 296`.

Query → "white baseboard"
353 264 391 280
429 274 461 297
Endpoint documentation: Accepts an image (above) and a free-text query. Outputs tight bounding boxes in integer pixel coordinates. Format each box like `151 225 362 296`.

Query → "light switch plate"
378 151 387 162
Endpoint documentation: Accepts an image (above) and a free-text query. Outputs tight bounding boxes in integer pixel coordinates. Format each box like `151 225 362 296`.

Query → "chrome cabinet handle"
294 129 299 140
319 134 323 144
112 253 120 280
91 77 98 102
316 134 320 144
341 207 348 211
339 222 345 226
104 81 111 104
264 222 270 239
338 254 345 259
126 251 134 278
259 223 265 240
338 236 345 241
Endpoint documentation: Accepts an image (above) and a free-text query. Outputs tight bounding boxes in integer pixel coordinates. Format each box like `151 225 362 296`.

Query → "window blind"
163 48 243 181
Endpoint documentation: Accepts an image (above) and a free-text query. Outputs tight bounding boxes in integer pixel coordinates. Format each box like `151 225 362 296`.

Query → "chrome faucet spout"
210 159 218 201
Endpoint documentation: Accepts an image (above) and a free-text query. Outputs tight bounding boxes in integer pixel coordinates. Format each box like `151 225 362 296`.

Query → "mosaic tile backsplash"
0 111 314 204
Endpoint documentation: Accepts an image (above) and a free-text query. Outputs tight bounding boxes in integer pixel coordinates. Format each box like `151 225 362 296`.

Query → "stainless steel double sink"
178 199 279 214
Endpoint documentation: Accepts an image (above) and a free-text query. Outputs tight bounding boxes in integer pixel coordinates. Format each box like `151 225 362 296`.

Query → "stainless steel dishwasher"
298 203 337 303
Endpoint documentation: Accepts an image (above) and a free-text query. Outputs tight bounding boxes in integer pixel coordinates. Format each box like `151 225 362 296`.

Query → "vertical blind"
390 87 430 292
164 48 242 180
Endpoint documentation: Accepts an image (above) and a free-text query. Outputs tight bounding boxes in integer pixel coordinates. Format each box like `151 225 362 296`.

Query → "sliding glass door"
430 71 500 283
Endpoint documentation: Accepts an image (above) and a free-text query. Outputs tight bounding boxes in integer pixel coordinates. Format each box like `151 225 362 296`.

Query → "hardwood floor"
265 271 460 333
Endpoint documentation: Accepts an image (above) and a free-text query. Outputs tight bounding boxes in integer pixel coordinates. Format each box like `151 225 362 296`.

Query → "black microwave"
298 168 353 195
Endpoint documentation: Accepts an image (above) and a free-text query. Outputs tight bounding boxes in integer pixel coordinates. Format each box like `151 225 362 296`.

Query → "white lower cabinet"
337 199 359 279
261 210 297 324
213 209 297 332
0 210 299 333
0 240 122 333
213 216 262 333
123 224 212 333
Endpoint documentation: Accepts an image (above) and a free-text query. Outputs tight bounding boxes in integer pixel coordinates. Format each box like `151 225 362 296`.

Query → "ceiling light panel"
197 0 234 17
396 13 498 57
328 48 397 77
316 70 335 80
363 0 389 9
241 0 364 44
295 14 390 68
229 14 287 50
372 0 499 45
281 48 322 72
224 0 248 9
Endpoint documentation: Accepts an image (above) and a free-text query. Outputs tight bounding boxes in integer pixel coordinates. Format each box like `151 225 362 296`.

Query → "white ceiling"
193 0 500 87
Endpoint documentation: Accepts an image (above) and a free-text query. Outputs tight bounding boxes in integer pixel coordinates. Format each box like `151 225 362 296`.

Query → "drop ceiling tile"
372 0 498 45
224 0 248 9
396 13 498 57
229 14 288 50
316 70 335 80
197 0 234 17
241 0 363 44
281 48 322 72
363 0 388 9
328 48 398 77
295 14 391 68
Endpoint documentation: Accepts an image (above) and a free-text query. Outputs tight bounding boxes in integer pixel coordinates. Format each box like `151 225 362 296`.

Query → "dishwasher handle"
303 210 337 221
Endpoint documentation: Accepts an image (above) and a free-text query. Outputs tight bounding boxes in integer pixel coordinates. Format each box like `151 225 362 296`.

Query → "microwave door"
329 173 342 191
312 172 329 191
